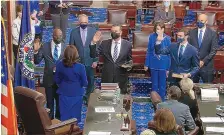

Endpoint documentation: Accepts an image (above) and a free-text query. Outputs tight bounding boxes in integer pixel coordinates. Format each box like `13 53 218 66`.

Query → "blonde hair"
179 78 195 99
154 108 176 133
140 129 156 135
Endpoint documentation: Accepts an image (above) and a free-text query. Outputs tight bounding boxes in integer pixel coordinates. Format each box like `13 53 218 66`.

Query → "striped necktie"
53 45 58 63
113 42 118 62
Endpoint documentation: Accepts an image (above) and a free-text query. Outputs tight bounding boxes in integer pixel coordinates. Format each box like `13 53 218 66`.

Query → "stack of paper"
201 117 224 123
95 106 115 113
101 83 119 90
201 88 219 101
88 131 111 135
206 127 224 133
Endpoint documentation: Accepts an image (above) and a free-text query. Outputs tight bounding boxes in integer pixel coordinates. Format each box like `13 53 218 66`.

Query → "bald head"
198 14 208 24
53 28 63 44
78 14 88 24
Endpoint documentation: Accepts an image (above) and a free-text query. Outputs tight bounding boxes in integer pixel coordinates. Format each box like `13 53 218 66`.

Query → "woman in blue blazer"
144 22 171 101
54 45 88 122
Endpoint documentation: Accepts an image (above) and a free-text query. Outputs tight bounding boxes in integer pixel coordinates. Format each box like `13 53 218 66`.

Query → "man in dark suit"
49 1 70 40
155 28 199 86
34 28 66 119
157 86 196 132
69 14 98 103
188 14 219 83
90 24 132 94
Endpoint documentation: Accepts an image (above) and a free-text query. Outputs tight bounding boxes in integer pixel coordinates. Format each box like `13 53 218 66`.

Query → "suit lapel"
201 28 208 48
195 29 200 48
85 27 90 47
108 39 113 61
173 45 179 64
179 44 189 63
116 39 124 63
59 43 65 60
77 28 84 48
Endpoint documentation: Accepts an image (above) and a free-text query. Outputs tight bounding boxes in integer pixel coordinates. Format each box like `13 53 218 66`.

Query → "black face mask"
111 32 120 39
80 24 87 29
54 37 62 44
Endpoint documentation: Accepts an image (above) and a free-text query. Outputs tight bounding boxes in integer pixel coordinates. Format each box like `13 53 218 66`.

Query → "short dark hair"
16 5 23 13
168 86 181 100
63 45 79 67
112 24 122 31
154 22 165 32
34 33 42 41
178 28 189 36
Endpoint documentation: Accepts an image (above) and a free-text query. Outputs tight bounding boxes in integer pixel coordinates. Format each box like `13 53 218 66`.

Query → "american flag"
1 17 18 135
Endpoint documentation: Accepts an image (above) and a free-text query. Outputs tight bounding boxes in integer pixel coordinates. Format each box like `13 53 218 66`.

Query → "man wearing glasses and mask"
90 24 132 94
155 28 199 86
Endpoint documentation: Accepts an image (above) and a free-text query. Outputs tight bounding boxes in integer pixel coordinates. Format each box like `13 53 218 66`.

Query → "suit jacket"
178 93 198 120
34 42 66 87
154 7 176 24
155 43 199 78
188 27 219 71
54 61 88 96
49 1 70 14
157 100 196 131
96 39 132 83
69 26 97 66
145 33 171 70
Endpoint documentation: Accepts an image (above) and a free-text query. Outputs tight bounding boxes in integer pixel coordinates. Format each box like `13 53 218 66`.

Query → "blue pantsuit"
54 61 88 122
145 33 171 101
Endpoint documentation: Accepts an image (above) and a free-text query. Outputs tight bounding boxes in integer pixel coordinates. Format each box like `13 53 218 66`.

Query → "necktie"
179 45 184 60
53 45 58 62
113 42 118 62
198 30 203 48
81 30 86 46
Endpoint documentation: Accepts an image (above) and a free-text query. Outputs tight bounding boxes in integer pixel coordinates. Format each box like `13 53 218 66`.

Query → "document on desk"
88 131 111 135
95 106 115 113
201 88 219 101
201 117 224 123
206 127 224 133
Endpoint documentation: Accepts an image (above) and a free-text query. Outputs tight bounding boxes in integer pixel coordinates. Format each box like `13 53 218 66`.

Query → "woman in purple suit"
54 45 88 122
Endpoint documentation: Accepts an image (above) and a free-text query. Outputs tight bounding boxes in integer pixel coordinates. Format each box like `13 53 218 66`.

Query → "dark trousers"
13 44 18 66
151 69 166 101
51 13 69 40
45 84 60 119
193 70 214 83
84 66 95 103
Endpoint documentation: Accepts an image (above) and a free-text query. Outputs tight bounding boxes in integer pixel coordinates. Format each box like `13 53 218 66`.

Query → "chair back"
14 86 53 135
108 9 127 24
133 31 150 49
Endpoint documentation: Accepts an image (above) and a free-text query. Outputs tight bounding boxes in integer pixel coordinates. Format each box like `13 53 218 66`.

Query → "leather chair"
148 121 199 135
133 31 149 49
14 86 82 135
108 9 128 25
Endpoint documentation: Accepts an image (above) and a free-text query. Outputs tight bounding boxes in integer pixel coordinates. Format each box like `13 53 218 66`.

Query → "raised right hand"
92 31 101 45
57 3 64 8
34 43 41 52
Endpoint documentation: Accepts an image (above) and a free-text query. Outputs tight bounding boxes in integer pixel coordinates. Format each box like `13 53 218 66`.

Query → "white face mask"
164 1 170 7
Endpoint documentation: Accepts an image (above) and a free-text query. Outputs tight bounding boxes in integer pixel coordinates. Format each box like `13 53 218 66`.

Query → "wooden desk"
194 84 224 135
83 93 136 135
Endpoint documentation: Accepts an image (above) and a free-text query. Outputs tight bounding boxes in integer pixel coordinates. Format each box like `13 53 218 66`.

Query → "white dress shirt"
198 26 206 41
51 40 62 57
111 39 122 58
12 17 21 45
178 41 188 57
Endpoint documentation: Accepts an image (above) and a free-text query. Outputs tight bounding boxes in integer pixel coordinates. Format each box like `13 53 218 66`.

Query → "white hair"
140 129 156 135
179 78 195 99
78 14 88 21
